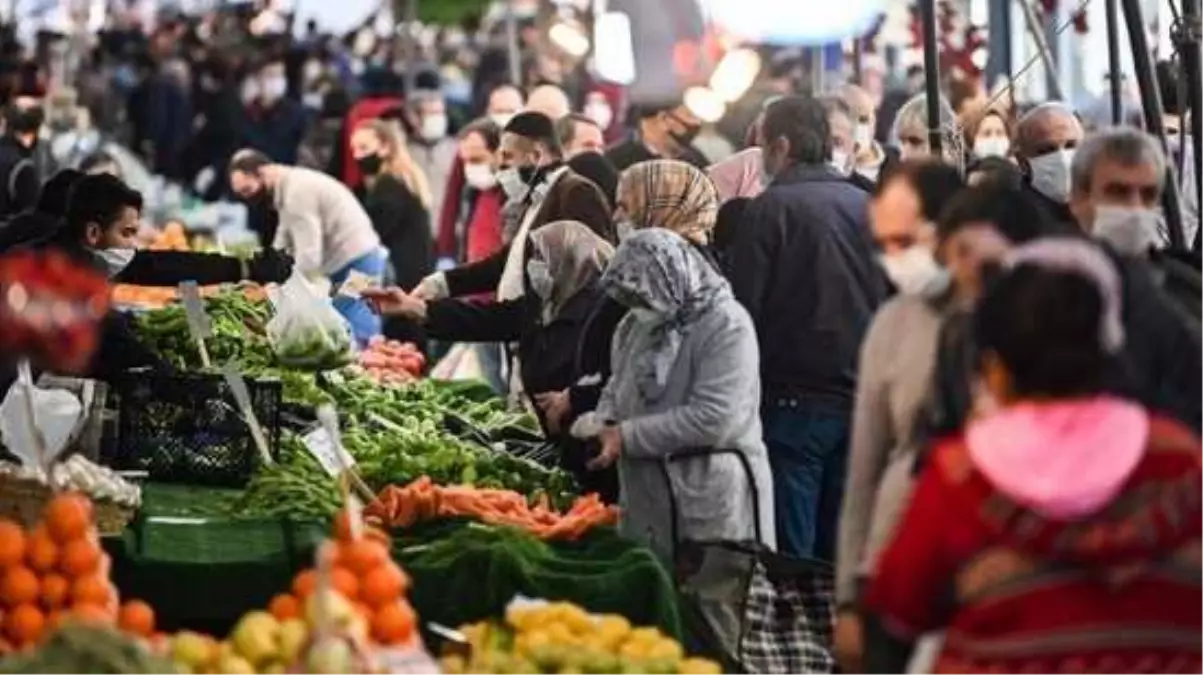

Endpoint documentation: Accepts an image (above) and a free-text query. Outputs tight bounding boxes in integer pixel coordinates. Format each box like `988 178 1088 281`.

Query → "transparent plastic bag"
267 272 354 370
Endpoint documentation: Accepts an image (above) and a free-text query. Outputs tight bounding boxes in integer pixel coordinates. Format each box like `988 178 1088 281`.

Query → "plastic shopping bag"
0 374 82 472
267 272 355 370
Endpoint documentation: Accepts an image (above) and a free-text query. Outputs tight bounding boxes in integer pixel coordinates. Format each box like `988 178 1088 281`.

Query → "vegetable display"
0 623 175 674
367 477 617 540
354 337 424 386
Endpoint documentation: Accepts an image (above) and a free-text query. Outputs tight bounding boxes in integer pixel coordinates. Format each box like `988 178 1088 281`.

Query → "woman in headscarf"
891 93 963 168
574 228 775 562
614 159 721 266
366 220 626 497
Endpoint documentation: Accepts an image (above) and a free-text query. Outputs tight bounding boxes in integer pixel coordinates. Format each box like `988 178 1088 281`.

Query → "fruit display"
0 456 141 509
0 623 175 673
0 493 156 652
353 338 425 386
366 477 618 540
439 601 721 674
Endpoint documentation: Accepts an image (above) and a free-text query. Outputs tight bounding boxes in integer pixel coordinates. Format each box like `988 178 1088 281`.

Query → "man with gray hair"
838 84 893 183
1068 127 1168 256
1014 102 1084 229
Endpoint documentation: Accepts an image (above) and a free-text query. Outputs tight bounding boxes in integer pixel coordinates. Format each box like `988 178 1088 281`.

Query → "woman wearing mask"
350 119 434 323
613 160 721 266
436 118 505 268
862 239 1201 673
366 221 626 498
891 94 962 165
965 107 1013 160
835 180 1058 672
573 228 775 562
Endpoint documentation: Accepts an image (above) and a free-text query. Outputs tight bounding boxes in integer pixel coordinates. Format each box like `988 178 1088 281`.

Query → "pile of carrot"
365 477 618 541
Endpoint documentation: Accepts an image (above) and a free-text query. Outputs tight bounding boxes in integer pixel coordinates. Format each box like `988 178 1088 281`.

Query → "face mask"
584 102 613 130
490 112 515 129
670 125 701 149
1093 205 1163 256
241 78 260 104
526 259 553 299
356 154 384 176
630 307 661 323
464 162 497 190
261 75 287 102
880 246 942 295
830 150 850 175
853 124 873 151
496 167 528 200
1028 148 1075 203
97 247 136 278
302 92 324 110
420 114 449 141
11 106 44 135
303 60 323 84
615 218 635 241
974 137 1010 159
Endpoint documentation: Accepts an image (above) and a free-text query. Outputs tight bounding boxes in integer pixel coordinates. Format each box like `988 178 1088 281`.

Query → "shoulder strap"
7 158 32 203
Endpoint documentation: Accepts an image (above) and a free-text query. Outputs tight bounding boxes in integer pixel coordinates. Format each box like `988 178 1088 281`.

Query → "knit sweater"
271 166 380 275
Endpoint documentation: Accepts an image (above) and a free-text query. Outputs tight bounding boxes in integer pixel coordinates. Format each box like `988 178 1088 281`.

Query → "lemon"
678 657 723 674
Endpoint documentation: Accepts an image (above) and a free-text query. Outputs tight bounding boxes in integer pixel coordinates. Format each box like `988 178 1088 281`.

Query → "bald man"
840 83 892 183
1014 102 1084 228
487 84 525 127
525 84 572 120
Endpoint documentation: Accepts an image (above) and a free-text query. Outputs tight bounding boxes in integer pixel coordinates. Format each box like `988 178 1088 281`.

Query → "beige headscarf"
527 220 615 324
617 159 719 244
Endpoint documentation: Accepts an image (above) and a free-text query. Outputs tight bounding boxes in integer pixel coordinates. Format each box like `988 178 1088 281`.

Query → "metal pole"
920 0 943 157
1174 0 1202 249
852 37 863 84
504 0 523 87
1018 0 1066 100
1105 0 1123 123
1120 0 1187 249
403 0 418 96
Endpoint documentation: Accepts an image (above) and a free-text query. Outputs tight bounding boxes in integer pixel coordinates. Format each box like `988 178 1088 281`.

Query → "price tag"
302 426 357 476
336 270 376 299
221 364 274 466
178 281 212 339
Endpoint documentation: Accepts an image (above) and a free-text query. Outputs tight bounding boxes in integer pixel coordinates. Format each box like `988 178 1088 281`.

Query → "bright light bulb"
709 48 762 102
684 86 726 123
549 21 591 58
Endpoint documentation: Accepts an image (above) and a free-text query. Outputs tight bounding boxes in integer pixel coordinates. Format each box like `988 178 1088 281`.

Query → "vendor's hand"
411 272 449 301
247 248 294 284
834 610 864 673
363 287 428 321
587 424 622 471
534 390 572 434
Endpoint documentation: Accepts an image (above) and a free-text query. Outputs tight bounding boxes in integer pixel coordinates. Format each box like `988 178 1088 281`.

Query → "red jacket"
866 415 1202 673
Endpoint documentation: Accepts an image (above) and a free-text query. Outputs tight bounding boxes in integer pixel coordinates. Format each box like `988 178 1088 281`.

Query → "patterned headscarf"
617 159 719 243
602 229 732 404
527 220 614 325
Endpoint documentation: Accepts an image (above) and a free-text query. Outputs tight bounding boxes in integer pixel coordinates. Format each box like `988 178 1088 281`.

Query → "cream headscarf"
617 159 719 244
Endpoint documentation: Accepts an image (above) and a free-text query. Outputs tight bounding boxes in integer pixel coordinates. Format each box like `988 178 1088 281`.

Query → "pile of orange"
0 493 156 652
266 511 417 647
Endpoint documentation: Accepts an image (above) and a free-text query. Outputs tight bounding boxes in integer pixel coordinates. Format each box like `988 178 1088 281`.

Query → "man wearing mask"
839 83 894 184
412 111 613 302
605 102 709 171
1014 102 1083 230
243 59 307 165
0 101 44 218
407 89 457 228
728 95 886 559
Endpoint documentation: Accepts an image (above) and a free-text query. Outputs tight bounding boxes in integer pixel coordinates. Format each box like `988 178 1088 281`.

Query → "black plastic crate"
103 371 281 487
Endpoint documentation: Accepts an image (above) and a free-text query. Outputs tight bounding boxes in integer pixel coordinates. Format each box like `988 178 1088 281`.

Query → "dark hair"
79 151 118 174
938 180 1074 244
229 148 272 174
762 95 830 165
503 111 562 157
975 264 1107 398
714 197 750 253
879 160 965 222
459 117 501 151
963 107 1012 146
37 169 84 216
566 151 618 208
62 174 143 242
555 113 599 148
634 102 676 121
966 156 1023 189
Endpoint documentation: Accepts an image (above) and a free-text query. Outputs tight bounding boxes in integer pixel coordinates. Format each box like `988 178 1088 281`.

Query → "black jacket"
1020 179 1078 232
0 136 39 219
0 209 59 254
728 164 886 405
363 174 434 290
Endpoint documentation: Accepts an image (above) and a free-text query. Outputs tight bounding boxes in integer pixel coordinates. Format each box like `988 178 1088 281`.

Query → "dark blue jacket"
243 98 307 165
728 163 886 405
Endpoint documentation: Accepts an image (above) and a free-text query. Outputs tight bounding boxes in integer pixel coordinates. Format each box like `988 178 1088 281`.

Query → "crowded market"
0 0 1199 671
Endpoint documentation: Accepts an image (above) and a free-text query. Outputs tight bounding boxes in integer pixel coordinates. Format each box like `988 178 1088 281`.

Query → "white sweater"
271 166 381 275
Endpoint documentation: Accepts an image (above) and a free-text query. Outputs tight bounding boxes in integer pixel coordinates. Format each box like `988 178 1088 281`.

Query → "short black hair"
459 117 501 151
966 156 1023 189
880 160 965 223
975 263 1107 398
37 169 84 217
555 113 599 148
503 111 563 157
63 174 143 243
938 180 1075 245
229 148 272 174
762 95 830 165
79 151 118 174
634 103 676 121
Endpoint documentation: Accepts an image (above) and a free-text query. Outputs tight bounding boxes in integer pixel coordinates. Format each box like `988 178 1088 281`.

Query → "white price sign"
302 427 357 477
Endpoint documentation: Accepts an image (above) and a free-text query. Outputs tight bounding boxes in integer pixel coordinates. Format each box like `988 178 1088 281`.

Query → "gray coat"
597 297 777 563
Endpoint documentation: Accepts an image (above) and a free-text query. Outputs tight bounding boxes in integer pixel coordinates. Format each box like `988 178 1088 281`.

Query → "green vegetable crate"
100 370 282 487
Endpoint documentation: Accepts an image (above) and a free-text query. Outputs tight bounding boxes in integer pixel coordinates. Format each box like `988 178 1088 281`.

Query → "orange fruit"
0 566 39 606
268 594 300 621
66 602 113 625
6 603 45 645
59 539 101 578
71 575 114 607
43 494 93 544
370 602 415 645
291 569 319 599
332 511 390 545
0 521 27 568
117 600 155 637
44 609 63 632
341 539 388 576
360 563 407 608
330 567 359 601
25 528 58 573
40 573 69 609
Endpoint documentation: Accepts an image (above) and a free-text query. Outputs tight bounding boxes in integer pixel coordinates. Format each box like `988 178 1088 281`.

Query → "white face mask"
260 75 287 102
496 167 528 200
830 150 850 175
420 113 449 141
615 218 635 241
302 92 324 110
630 307 661 323
1093 205 1163 256
490 112 515 129
1028 148 1075 203
97 247 136 278
526 259 553 299
974 137 1010 159
464 162 497 190
584 102 613 130
853 124 873 152
240 79 260 105
880 246 942 295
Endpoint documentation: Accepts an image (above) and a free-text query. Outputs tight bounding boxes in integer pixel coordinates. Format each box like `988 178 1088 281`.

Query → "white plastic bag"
267 272 354 370
0 378 82 472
